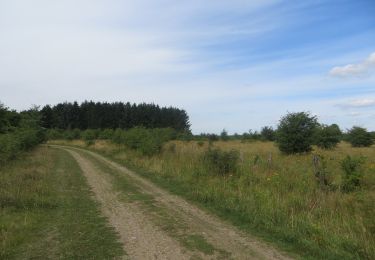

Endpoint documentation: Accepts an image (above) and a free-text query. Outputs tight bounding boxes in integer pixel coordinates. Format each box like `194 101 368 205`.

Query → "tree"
346 126 373 147
260 126 275 141
220 129 229 141
314 124 342 149
276 112 318 154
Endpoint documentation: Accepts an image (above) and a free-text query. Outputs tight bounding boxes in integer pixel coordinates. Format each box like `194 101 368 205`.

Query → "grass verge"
0 146 125 259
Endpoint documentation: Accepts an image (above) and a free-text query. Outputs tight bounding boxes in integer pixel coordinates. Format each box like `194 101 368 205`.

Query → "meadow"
49 138 375 259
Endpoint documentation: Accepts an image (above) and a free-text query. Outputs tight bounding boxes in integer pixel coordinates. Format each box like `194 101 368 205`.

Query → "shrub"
346 126 373 147
242 130 261 142
0 128 46 167
203 148 239 175
98 129 114 140
82 129 97 145
340 155 365 192
63 129 81 140
276 112 318 154
46 129 64 140
314 124 342 149
111 127 176 156
220 129 229 141
260 126 275 141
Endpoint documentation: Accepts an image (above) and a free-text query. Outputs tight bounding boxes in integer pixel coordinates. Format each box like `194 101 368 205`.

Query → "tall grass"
50 139 375 259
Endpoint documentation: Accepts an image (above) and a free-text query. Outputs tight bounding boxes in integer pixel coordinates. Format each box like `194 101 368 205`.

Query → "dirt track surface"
53 145 292 260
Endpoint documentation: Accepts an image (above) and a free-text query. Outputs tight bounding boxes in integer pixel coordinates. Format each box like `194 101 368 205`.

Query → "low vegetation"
346 126 374 147
51 138 375 259
0 104 46 167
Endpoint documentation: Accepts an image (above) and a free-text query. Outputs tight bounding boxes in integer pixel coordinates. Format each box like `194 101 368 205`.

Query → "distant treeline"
40 101 190 132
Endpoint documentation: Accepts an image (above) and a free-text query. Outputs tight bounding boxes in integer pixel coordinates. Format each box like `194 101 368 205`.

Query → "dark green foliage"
98 129 114 139
346 126 373 147
242 130 261 142
0 104 46 167
340 156 365 192
260 126 275 141
112 127 176 156
203 148 239 175
220 129 229 141
276 112 318 154
81 129 98 145
63 129 81 140
207 134 219 142
40 101 190 132
314 124 342 149
46 129 64 140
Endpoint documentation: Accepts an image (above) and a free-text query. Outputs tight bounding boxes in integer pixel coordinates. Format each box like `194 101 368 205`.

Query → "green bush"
346 126 373 147
47 129 64 140
63 129 81 140
260 126 275 141
276 112 318 154
98 129 114 139
340 156 364 192
0 128 46 167
314 124 342 149
203 148 239 175
220 129 229 141
111 127 176 156
82 129 97 145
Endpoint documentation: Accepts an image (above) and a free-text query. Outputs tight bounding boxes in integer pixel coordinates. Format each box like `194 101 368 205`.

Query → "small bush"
47 129 64 140
220 129 229 141
0 128 46 167
346 126 373 147
260 126 275 141
203 148 239 175
340 155 365 192
63 129 81 140
82 129 97 145
111 127 176 156
98 129 114 140
314 124 342 149
276 112 318 154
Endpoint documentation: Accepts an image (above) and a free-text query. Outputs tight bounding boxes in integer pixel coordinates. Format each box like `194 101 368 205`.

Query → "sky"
0 0 375 134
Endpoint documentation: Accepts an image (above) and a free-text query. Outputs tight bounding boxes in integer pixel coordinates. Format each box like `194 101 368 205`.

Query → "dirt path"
64 149 191 260
54 145 292 260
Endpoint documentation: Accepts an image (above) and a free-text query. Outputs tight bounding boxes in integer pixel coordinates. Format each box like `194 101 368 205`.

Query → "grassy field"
50 139 375 259
0 147 125 259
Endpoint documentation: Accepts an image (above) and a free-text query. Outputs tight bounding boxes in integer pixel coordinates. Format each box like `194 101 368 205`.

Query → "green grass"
50 140 375 259
0 146 125 259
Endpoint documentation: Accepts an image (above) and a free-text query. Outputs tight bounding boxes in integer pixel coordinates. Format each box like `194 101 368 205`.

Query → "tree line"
40 101 190 132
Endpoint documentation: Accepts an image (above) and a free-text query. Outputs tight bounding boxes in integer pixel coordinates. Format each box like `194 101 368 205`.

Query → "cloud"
329 52 375 77
336 98 375 109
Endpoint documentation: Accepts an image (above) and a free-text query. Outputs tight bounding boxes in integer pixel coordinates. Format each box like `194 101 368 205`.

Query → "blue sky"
0 0 374 133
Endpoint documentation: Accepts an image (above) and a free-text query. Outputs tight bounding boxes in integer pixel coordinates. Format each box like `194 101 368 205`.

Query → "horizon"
1 1 375 133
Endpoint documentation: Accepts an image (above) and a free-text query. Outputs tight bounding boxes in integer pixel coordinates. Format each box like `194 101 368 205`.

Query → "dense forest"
40 101 190 132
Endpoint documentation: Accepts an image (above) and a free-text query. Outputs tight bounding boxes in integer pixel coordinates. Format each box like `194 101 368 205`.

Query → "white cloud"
337 98 375 109
329 51 375 77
